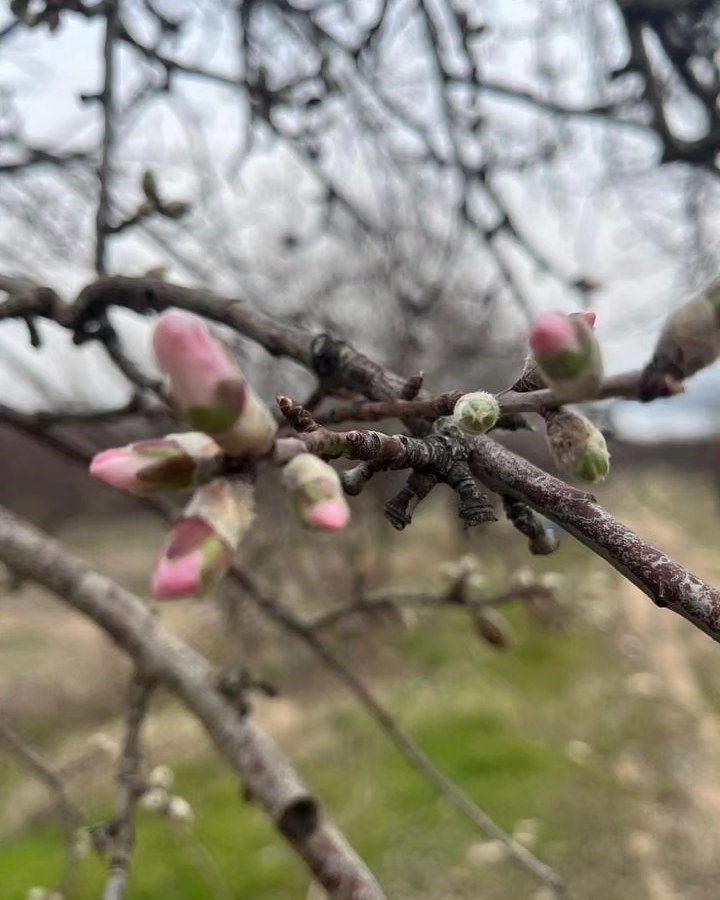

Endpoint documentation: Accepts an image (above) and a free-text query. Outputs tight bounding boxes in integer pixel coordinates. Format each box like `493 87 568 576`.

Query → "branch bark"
0 505 385 900
471 435 720 642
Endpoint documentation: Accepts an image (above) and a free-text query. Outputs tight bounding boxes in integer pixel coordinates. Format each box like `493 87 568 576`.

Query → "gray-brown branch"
471 435 720 642
103 679 153 900
0 505 385 900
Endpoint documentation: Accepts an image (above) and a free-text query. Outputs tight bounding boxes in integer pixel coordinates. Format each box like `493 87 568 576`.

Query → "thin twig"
103 678 153 900
0 716 84 894
229 568 568 896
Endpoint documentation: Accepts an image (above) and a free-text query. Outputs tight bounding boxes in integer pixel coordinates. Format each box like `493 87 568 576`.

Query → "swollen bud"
153 312 277 456
89 433 221 495
161 200 191 220
513 312 598 394
640 286 720 400
545 410 610 483
453 391 500 434
282 453 350 532
141 170 160 206
151 479 254 600
471 608 511 650
529 313 603 400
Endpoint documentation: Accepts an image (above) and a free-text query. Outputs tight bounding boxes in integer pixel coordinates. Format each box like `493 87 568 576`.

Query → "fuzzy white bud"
167 795 195 826
140 787 169 812
453 391 500 434
147 765 174 791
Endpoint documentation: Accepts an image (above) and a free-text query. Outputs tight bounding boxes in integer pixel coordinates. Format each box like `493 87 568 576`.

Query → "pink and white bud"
151 479 254 600
529 312 603 400
90 433 221 496
153 311 277 456
282 453 349 532
453 391 500 434
512 311 598 394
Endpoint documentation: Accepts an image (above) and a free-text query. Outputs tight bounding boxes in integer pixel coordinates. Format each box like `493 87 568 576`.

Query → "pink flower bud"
282 453 350 532
89 433 221 495
529 312 603 400
307 499 349 532
153 312 277 456
512 311 597 394
151 479 254 600
529 314 579 358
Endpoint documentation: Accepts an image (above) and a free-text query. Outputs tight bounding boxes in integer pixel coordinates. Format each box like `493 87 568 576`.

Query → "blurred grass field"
3 467 720 899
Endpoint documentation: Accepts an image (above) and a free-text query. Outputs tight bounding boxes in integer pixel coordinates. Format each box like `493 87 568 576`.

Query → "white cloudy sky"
1 0 719 441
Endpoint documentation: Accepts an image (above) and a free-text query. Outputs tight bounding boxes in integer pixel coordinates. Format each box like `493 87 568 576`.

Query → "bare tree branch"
0 505 386 900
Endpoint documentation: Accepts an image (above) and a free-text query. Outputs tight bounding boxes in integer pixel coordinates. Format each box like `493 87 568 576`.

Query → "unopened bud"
513 312 597 393
510 566 535 590
546 410 610 482
141 170 160 205
539 572 565 592
148 765 174 791
151 479 254 599
640 287 720 399
453 391 500 433
527 312 602 400
73 829 92 859
87 732 118 757
472 608 511 649
153 312 277 456
140 787 169 812
282 453 350 532
26 889 48 900
161 200 191 220
89 433 221 496
167 795 194 826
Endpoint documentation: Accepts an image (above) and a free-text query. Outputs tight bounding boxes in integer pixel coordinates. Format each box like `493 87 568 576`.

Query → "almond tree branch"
471 435 720 642
0 715 84 894
3 272 720 640
0 505 385 900
95 0 120 276
228 568 568 897
103 678 153 900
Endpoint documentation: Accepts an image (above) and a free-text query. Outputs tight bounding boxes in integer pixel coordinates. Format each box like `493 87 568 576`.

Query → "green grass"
5 470 720 899
0 596 653 900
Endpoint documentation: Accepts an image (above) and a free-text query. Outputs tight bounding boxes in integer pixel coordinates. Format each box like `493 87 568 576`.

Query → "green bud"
453 391 500 433
546 410 610 483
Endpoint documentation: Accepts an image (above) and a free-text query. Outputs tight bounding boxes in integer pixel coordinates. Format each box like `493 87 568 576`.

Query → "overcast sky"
2 1 720 440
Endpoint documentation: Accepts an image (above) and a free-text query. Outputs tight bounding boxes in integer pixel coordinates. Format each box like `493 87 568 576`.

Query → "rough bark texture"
472 436 720 642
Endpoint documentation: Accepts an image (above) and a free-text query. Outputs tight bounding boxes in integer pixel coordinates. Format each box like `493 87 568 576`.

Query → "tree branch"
103 678 153 900
471 435 720 642
0 505 385 900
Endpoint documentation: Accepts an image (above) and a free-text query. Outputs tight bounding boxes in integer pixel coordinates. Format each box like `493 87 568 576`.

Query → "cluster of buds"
90 311 350 601
545 410 610 483
452 391 500 434
139 765 194 826
641 283 720 399
520 311 601 400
